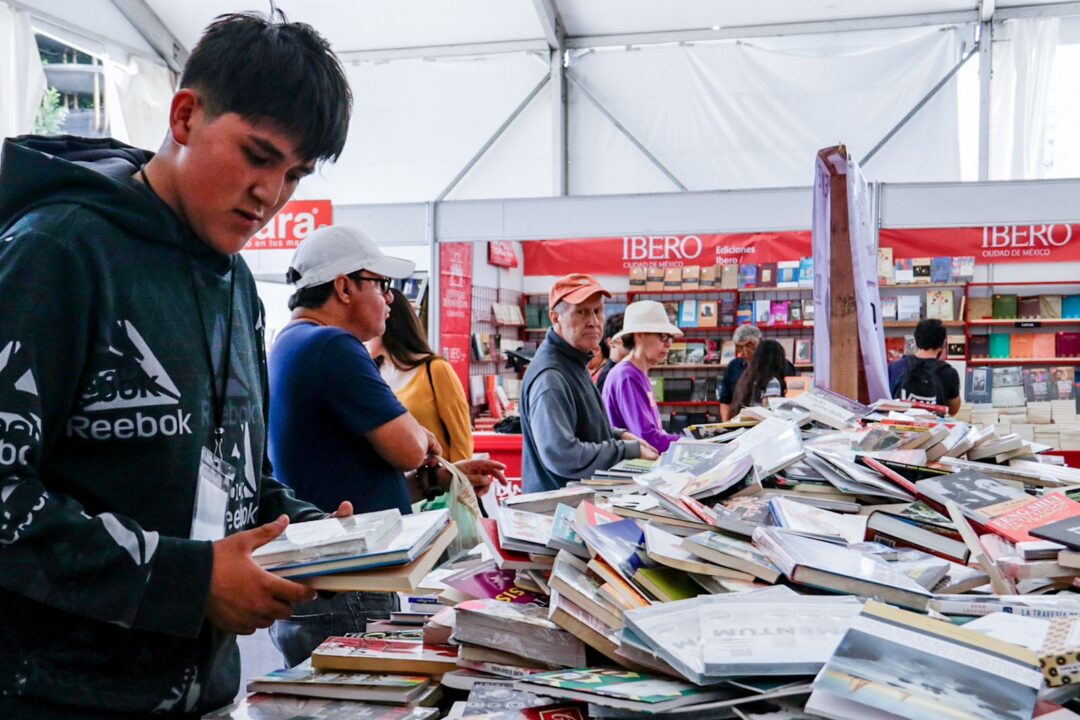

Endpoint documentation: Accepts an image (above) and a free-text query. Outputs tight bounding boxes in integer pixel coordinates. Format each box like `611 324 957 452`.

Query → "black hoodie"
0 136 322 717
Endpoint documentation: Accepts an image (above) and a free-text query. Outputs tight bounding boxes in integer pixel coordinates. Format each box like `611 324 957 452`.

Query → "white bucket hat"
287 225 415 289
612 300 683 341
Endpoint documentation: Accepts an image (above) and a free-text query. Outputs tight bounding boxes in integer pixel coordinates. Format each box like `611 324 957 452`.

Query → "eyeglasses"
353 275 392 295
655 333 675 344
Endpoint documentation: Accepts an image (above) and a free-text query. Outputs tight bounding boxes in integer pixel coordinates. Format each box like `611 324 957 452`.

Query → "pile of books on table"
211 386 1080 718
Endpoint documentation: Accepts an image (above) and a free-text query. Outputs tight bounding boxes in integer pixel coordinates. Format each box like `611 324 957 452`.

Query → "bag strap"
425 357 453 453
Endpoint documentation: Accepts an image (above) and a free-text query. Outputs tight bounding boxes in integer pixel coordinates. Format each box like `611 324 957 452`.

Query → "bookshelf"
964 281 1080 365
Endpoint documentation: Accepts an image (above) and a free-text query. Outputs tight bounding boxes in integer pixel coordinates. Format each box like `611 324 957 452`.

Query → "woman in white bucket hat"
601 300 684 452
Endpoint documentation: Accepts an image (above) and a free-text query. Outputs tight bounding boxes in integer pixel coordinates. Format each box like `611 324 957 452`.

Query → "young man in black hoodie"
0 13 352 719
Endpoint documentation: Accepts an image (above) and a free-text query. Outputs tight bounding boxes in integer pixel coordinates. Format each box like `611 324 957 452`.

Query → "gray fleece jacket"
520 329 641 493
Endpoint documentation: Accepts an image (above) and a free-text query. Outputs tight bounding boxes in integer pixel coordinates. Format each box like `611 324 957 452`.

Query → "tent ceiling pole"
110 0 188 72
567 73 688 192
436 74 551 202
862 41 978 166
533 0 569 196
978 19 994 181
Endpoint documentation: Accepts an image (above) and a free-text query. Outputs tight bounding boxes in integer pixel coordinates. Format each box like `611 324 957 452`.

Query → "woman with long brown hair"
367 288 474 461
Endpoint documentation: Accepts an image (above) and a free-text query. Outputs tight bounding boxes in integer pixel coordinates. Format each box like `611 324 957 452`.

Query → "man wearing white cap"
266 225 504 666
602 301 684 453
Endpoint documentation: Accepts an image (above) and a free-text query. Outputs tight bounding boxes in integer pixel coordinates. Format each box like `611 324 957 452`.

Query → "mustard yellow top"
394 357 474 462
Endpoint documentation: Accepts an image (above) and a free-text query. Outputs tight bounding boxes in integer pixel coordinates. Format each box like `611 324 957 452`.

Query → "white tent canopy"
7 0 1080 206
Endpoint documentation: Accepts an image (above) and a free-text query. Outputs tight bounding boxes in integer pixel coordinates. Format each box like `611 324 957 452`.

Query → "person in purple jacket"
602 300 684 453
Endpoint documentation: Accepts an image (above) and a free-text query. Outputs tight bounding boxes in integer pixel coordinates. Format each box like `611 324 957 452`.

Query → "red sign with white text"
488 241 519 268
439 243 474 398
522 223 1080 275
244 200 332 250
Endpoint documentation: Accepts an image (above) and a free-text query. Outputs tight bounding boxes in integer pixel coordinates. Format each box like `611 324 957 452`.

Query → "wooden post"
817 145 867 403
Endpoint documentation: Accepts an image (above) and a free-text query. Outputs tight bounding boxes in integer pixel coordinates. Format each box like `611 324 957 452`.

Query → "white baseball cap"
287 225 415 289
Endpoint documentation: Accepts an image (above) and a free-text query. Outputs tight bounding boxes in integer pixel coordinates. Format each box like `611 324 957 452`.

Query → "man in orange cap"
520 274 659 493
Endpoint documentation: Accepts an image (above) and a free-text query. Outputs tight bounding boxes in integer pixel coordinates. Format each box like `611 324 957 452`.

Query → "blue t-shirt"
268 321 411 515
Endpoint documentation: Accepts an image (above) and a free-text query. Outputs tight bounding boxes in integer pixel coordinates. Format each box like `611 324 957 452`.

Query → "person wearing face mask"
602 301 684 453
266 226 505 667
520 274 659 494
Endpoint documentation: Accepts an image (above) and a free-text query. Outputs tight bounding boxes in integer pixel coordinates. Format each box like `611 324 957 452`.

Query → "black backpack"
892 356 947 405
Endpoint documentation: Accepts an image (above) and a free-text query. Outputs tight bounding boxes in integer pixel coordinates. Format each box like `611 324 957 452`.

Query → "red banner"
522 223 1080 275
488 241 519 268
523 233 811 276
880 224 1080 264
244 200 332 250
439 243 473 397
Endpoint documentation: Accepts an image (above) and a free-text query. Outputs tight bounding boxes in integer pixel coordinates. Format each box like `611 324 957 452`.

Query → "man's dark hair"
600 313 625 360
914 318 947 351
287 269 361 310
180 12 352 163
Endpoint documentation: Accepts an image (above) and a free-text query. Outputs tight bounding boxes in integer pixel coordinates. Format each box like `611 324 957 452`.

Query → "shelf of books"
470 286 526 420
961 282 1080 434
877 250 974 365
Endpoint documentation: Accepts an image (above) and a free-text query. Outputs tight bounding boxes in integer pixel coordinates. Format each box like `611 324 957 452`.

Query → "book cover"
311 636 459 675
698 265 716 288
881 296 897 321
969 334 990 358
965 366 993 404
678 300 698 329
1011 334 1035 359
646 267 664 292
1023 369 1049 403
1018 295 1041 319
498 507 555 551
993 293 1019 319
1064 295 1080 319
926 290 953 321
1057 332 1080 358
736 302 753 326
697 301 718 328
700 596 862 676
738 263 758 289
1031 514 1080 550
789 303 803 323
776 260 800 289
1033 333 1057 359
719 300 736 326
719 263 739 290
632 566 701 603
795 338 813 366
246 660 430 703
915 470 1029 524
813 601 1041 720
204 695 440 720
798 257 814 287
462 683 573 718
720 340 736 365
663 267 682 291
802 298 815 322
776 337 795 363
987 493 1080 544
989 334 1011 359
628 267 646 289
947 334 966 357
951 256 975 282
253 510 403 568
991 365 1026 408
768 496 867 544
661 301 679 325
894 258 914 284
680 265 700 290
930 256 952 283
877 247 894 283
904 334 917 356
575 518 648 577
514 669 728 712
682 531 780 582
753 300 771 325
897 295 921 321
1053 366 1076 400
770 300 790 326
912 257 932 284
443 559 548 606
758 262 778 288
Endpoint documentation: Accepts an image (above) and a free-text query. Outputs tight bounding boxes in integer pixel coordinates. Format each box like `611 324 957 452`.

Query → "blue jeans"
269 591 398 668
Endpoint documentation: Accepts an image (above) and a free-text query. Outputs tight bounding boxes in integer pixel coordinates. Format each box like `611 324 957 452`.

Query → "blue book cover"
738 263 758 289
737 302 754 325
930 257 952 284
798 257 814 287
1064 295 1080 319
678 300 699 329
575 518 648 576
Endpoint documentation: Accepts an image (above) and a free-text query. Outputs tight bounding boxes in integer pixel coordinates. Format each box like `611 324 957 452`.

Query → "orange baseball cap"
549 273 612 308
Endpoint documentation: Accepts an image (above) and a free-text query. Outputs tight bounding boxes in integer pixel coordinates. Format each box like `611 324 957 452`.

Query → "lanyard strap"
140 167 236 454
